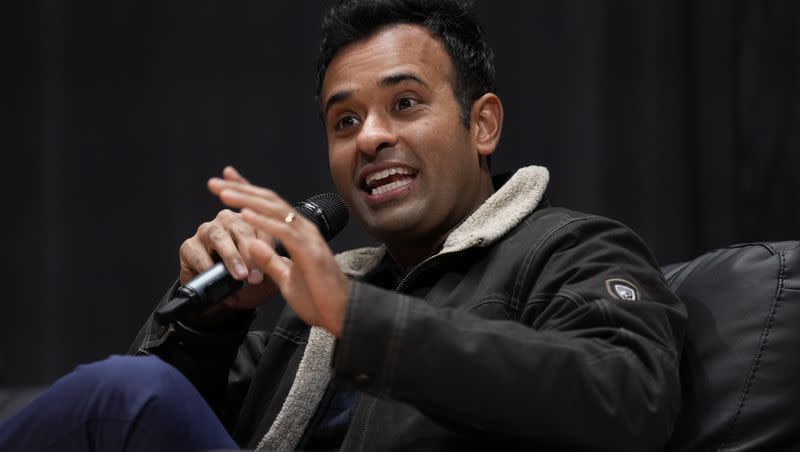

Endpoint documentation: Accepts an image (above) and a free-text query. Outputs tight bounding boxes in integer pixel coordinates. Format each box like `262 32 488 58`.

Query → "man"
1 0 686 450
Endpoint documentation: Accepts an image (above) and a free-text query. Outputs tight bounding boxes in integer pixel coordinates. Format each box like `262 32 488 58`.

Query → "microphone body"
154 192 348 323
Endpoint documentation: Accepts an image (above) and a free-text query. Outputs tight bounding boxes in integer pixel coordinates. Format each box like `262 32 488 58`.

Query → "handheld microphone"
154 192 349 323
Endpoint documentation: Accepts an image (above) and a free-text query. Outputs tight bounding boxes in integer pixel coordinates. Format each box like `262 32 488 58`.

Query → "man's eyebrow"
322 73 428 116
378 72 429 88
323 90 353 116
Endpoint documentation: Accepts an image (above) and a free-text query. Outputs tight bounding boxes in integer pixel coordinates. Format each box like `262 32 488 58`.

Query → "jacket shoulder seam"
512 214 598 309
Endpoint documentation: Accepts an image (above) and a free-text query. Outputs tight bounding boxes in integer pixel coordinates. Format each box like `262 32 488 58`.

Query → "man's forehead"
320 24 453 99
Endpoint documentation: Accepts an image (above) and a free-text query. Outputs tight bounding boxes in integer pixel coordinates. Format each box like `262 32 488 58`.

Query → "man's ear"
470 93 504 157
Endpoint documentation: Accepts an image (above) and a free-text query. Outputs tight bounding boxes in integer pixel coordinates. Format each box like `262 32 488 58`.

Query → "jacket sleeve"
332 216 687 451
128 281 258 426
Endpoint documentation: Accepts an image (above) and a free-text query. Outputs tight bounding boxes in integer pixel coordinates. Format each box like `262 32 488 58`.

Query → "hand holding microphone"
211 173 353 338
155 167 349 328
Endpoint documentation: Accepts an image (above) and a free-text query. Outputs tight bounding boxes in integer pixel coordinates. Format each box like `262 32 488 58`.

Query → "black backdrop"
4 1 798 386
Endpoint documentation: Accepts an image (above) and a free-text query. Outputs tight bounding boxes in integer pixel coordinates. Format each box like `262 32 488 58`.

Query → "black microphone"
154 192 348 323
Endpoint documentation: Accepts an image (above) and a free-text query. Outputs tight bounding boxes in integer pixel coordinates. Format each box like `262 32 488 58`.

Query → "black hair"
316 0 495 127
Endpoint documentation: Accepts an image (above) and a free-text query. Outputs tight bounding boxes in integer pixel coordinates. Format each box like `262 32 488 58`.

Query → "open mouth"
362 166 418 196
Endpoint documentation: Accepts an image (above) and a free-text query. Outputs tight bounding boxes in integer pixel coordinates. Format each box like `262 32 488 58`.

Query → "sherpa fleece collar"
256 165 549 451
334 165 550 277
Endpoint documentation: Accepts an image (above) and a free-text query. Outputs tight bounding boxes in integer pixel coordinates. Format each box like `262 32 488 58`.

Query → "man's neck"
385 204 489 272
384 168 495 273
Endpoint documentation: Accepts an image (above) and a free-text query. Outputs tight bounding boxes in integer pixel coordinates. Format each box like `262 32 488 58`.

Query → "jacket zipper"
395 239 482 293
338 394 359 451
339 394 376 452
339 239 482 451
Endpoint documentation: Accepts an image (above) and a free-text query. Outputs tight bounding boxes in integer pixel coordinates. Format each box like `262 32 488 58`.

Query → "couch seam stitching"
719 249 786 450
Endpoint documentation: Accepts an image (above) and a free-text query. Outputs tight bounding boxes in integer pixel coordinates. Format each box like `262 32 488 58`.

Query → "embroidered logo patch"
605 278 639 301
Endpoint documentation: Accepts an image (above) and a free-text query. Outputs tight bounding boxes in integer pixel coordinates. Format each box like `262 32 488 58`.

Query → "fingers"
179 208 273 285
210 175 348 337
208 177 282 203
240 206 323 270
178 237 214 284
206 169 309 281
241 203 348 338
197 218 249 279
226 217 265 284
213 185 322 266
178 168 284 299
217 187 293 223
246 240 291 287
222 165 249 184
250 229 275 284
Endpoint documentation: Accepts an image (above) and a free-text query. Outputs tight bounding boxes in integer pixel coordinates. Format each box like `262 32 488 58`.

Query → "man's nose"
356 113 397 156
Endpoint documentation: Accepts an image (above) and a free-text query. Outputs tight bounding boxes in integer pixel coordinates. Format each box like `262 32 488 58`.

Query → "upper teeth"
365 167 414 187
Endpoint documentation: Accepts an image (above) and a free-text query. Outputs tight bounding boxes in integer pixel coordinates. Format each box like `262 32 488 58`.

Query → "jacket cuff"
133 280 254 354
333 280 410 397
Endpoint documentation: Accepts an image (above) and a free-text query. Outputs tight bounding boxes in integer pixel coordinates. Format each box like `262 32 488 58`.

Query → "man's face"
321 24 489 246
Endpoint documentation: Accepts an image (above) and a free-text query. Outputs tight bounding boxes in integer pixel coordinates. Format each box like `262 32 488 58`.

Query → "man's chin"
359 213 427 244
363 219 416 240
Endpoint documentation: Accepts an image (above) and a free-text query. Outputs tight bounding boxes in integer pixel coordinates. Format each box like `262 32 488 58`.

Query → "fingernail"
248 268 264 284
233 262 248 279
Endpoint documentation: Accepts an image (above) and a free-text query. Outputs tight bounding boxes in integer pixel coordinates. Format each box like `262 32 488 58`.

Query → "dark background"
3 1 798 386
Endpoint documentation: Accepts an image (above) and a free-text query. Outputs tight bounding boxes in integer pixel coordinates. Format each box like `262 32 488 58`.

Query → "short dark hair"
316 0 496 127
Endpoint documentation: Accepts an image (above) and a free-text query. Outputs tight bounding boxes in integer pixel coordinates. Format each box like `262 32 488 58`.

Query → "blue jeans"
0 355 238 451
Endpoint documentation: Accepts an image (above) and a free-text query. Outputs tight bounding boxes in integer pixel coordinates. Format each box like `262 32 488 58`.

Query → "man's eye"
395 98 419 110
335 115 360 130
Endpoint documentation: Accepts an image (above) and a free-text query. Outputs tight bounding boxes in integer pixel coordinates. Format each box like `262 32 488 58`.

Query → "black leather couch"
664 241 800 451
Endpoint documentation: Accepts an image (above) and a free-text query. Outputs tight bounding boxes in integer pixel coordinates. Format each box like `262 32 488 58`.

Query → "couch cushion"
663 241 800 451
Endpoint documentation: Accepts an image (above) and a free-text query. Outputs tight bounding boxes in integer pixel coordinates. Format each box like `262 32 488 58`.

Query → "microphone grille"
295 192 349 240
